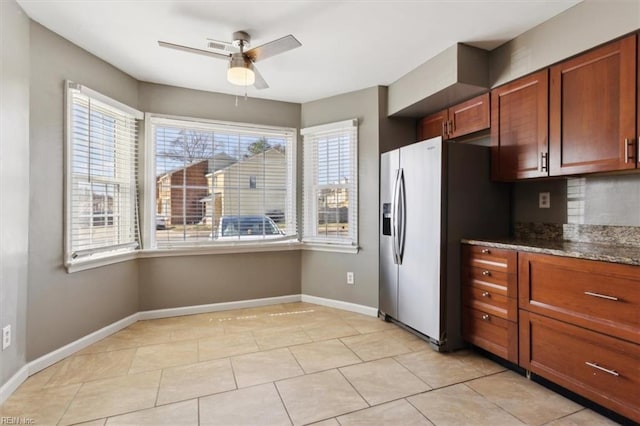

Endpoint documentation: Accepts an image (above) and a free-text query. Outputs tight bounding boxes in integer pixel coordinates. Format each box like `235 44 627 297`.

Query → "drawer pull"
585 362 620 377
481 291 490 297
481 314 490 321
481 249 490 254
481 270 491 276
584 291 619 301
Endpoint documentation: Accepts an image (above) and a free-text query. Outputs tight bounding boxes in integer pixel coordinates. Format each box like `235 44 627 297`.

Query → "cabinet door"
491 69 548 181
417 109 448 141
449 93 490 139
549 34 637 175
518 252 640 345
520 311 640 423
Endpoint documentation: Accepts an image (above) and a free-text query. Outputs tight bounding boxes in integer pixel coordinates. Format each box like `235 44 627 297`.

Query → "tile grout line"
404 396 436 426
272 381 295 426
228 355 240 391
153 368 164 407
390 354 436 390
54 380 83 426
461 380 528 424
285 346 308 377
336 367 371 408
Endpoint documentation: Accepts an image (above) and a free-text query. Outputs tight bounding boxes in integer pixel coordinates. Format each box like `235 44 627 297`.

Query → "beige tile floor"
0 302 620 425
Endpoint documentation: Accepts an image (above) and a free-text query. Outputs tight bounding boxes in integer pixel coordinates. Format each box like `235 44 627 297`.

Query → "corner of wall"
0 0 30 392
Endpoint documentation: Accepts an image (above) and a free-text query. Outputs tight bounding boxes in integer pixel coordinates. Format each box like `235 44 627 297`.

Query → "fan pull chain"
235 95 238 107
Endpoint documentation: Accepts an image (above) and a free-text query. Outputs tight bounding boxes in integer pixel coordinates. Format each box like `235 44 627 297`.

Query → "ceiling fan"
158 31 301 90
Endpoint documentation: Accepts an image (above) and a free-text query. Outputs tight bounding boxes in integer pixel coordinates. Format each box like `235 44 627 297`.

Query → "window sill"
139 240 302 258
66 250 138 273
300 242 359 254
65 239 359 272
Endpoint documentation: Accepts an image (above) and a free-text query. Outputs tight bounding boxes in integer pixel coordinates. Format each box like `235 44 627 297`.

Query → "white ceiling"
17 0 581 104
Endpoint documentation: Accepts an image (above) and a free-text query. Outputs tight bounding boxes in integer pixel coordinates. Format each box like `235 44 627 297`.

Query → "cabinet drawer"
466 266 511 290
520 311 640 423
519 252 640 344
463 285 516 321
465 245 517 274
462 307 517 363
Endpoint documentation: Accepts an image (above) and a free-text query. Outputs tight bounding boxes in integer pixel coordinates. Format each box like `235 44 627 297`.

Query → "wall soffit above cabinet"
388 43 489 118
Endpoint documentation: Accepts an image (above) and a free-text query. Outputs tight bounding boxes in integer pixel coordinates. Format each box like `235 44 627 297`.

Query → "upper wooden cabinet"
417 109 448 141
491 69 549 181
448 93 490 139
549 34 637 176
417 93 489 141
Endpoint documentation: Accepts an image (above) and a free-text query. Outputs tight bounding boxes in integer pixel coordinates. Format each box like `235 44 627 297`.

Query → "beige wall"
27 22 140 360
1 0 30 387
138 82 301 129
490 0 640 87
138 251 301 310
300 87 382 308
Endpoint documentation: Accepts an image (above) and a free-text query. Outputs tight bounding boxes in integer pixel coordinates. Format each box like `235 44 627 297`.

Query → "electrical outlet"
539 192 551 209
347 272 354 285
2 325 11 350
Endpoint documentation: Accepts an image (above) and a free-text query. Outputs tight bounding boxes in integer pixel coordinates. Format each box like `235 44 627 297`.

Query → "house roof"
211 148 285 176
156 153 238 179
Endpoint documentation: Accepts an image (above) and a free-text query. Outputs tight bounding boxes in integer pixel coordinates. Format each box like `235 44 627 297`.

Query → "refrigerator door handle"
391 168 401 264
397 168 407 263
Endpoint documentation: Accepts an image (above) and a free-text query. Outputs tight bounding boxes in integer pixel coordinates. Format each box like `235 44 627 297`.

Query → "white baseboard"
1 293 377 403
138 294 302 320
301 294 378 317
28 313 139 376
0 365 29 404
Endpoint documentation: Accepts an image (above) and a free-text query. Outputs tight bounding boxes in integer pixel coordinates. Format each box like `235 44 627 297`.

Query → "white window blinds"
150 116 296 248
302 119 358 245
65 82 142 263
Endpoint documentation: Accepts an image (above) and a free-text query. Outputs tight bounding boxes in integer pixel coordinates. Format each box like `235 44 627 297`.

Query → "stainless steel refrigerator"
380 136 509 351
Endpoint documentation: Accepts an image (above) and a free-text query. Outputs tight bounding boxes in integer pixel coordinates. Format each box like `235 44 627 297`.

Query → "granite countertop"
462 237 640 266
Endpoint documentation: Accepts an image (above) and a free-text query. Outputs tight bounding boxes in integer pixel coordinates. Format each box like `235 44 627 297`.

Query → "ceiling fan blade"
245 35 301 62
253 65 269 90
158 41 230 61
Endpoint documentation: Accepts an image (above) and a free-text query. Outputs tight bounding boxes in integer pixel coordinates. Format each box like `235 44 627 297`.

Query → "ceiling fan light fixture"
227 54 255 86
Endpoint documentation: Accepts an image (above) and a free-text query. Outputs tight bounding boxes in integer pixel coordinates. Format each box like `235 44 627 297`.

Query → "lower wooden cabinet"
519 252 640 423
463 306 518 362
461 244 517 363
462 244 640 422
520 310 640 423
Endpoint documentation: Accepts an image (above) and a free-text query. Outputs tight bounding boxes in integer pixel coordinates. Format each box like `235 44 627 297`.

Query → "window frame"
143 113 298 251
64 81 143 272
301 118 359 252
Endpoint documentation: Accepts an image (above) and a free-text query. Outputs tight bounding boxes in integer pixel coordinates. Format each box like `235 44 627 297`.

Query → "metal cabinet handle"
481 248 490 254
585 362 619 377
584 291 619 301
481 291 490 297
481 314 490 321
481 270 491 276
625 138 635 163
441 121 446 136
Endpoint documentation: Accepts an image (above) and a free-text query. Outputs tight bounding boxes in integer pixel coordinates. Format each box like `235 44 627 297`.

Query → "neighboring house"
318 179 349 224
156 153 237 226
202 148 286 227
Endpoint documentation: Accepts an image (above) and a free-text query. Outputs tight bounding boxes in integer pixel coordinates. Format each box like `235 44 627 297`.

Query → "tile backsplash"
513 173 640 227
